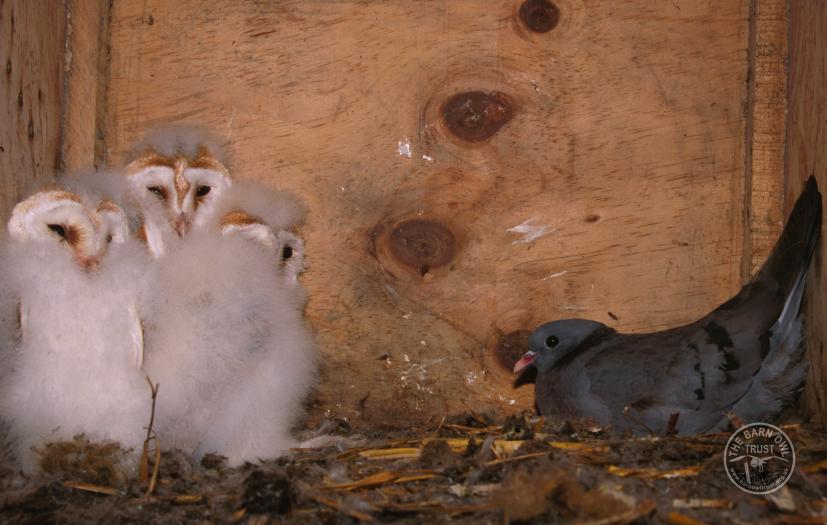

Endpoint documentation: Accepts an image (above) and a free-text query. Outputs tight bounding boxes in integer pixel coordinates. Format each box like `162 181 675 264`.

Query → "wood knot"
585 213 600 223
519 0 560 33
495 330 531 371
441 91 513 143
388 219 456 276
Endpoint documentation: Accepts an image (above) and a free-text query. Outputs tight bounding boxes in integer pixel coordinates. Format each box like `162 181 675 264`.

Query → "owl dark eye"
147 186 166 200
106 234 113 243
47 224 67 239
545 335 559 348
195 185 211 198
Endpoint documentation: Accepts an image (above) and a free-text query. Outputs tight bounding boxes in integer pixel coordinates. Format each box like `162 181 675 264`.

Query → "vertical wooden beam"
787 0 827 426
0 0 66 220
744 0 789 279
62 0 112 171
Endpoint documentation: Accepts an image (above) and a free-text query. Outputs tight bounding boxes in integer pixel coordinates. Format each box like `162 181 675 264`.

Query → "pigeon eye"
147 186 166 200
195 185 211 198
106 234 113 243
282 245 293 261
47 224 67 239
545 335 559 348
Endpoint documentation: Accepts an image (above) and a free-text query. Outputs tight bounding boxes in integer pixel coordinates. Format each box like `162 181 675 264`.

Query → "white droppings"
399 358 444 386
497 394 518 405
507 218 554 244
420 340 426 346
561 305 588 311
402 313 412 320
403 353 410 363
466 371 478 385
422 154 433 162
542 270 568 281
340 186 346 193
384 284 400 304
397 138 412 158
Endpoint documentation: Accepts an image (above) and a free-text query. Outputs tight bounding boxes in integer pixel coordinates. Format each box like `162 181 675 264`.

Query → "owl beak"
77 255 100 272
172 215 190 237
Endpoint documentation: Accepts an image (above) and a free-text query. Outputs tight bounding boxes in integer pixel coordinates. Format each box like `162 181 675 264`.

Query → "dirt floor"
0 413 825 524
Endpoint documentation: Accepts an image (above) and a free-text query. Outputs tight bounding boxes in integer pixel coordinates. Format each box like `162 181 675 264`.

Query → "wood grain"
787 1 827 425
744 0 789 277
62 0 111 171
0 0 65 221
100 0 754 426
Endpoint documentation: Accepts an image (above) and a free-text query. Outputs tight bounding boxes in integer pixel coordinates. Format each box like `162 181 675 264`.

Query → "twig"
485 451 549 467
607 465 701 479
308 493 374 522
63 481 119 496
140 376 161 497
666 413 680 435
666 512 708 525
570 500 656 525
622 406 656 436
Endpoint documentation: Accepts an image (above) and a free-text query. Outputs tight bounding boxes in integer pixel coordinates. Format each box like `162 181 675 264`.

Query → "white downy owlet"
0 189 152 470
141 209 317 465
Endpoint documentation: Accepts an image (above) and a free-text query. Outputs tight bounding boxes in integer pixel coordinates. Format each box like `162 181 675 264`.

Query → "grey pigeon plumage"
514 176 822 435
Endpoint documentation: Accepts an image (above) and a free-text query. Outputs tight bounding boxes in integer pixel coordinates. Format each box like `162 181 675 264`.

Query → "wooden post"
787 0 827 426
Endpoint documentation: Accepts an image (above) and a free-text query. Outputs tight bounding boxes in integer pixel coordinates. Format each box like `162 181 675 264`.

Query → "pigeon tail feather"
756 175 822 297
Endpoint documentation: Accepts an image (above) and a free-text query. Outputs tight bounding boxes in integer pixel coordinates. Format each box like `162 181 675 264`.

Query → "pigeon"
514 176 822 435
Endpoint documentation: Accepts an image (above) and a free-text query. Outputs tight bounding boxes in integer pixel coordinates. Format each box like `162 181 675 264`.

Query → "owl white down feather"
0 190 152 470
141 229 317 465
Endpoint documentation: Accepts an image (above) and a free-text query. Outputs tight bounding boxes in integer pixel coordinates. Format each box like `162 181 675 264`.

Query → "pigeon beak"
513 350 536 374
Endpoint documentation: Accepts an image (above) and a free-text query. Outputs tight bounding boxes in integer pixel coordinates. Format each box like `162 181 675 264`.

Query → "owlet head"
8 190 129 271
125 144 232 239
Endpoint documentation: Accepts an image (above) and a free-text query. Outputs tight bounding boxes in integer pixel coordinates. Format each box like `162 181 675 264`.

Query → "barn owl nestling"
124 126 232 257
219 210 306 284
0 190 152 470
141 228 317 465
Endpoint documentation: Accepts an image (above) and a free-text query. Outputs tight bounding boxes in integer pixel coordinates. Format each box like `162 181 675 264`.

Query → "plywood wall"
84 0 755 427
787 1 827 425
52 0 827 429
0 0 65 221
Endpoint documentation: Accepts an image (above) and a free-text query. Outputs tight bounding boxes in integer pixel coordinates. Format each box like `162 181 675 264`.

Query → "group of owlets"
0 127 318 471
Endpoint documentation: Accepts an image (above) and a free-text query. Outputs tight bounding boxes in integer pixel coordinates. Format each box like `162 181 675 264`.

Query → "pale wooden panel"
787 1 827 425
104 0 751 426
0 0 65 221
63 0 111 171
745 0 788 276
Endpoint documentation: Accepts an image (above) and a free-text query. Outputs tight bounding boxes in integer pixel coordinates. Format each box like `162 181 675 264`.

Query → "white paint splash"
507 218 554 244
397 138 412 158
542 270 568 281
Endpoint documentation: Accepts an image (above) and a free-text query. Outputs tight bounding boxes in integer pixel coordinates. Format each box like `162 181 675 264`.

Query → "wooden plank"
0 0 66 221
786 1 827 425
104 0 751 426
744 0 789 277
62 0 112 171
